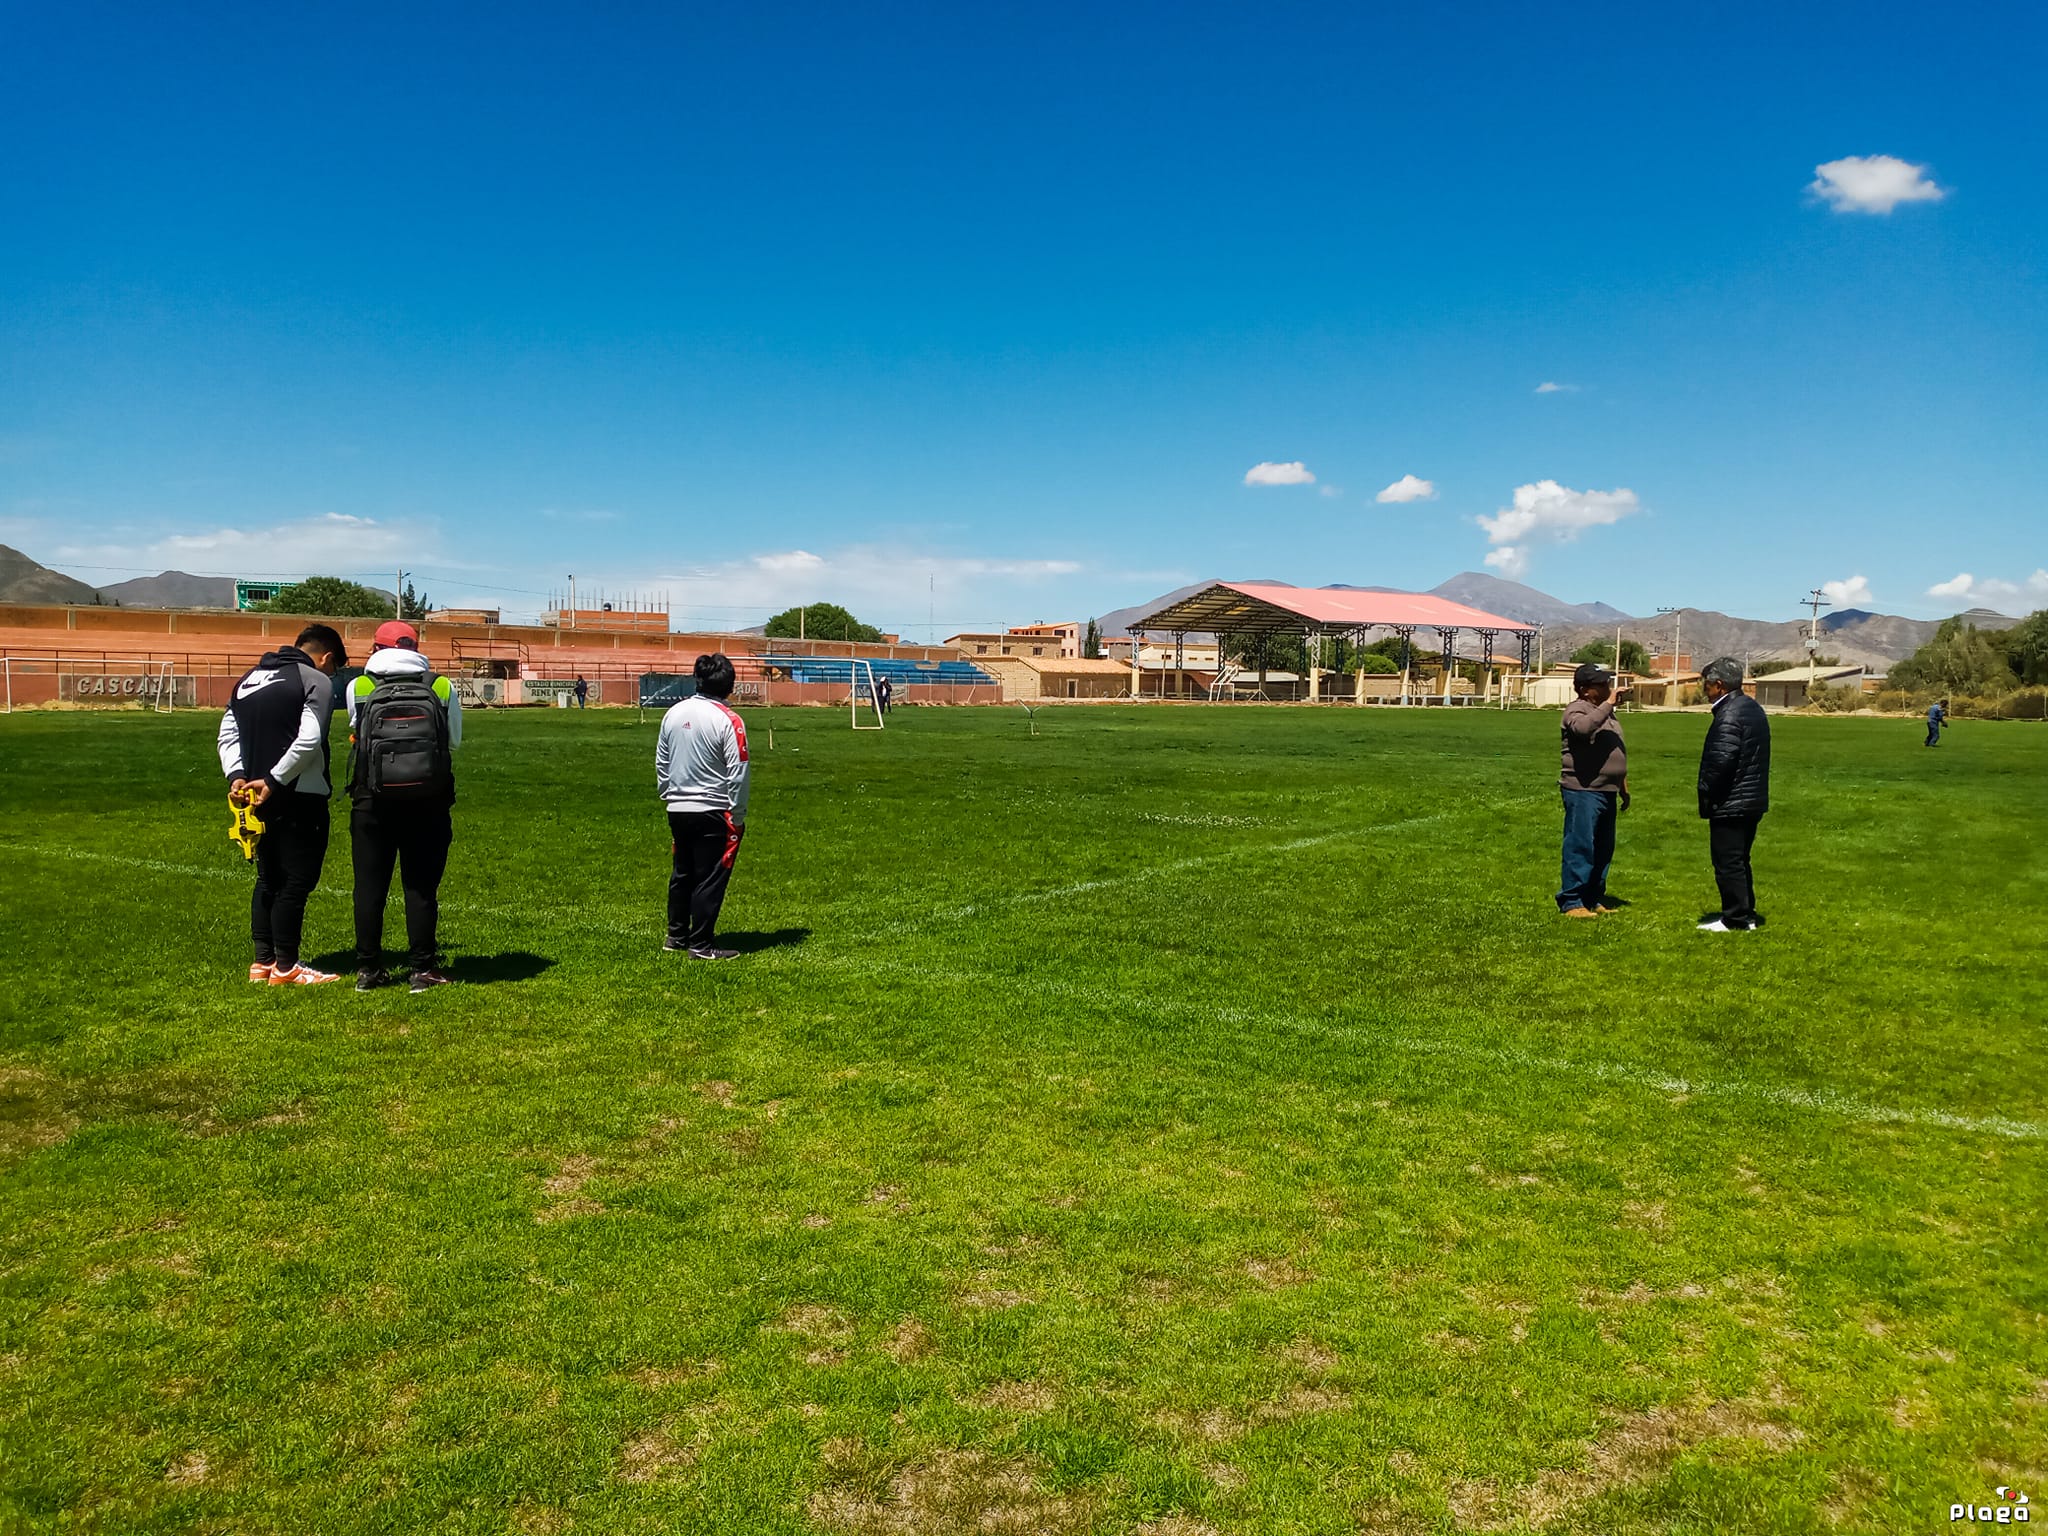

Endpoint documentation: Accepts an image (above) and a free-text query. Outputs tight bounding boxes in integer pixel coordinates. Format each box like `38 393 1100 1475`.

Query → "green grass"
2 704 2044 1535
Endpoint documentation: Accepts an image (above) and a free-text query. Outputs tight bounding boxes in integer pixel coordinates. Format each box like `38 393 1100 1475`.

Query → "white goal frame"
851 659 885 730
3 657 179 714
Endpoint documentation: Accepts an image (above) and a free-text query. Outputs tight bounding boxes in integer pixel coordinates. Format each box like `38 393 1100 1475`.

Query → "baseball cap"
373 620 420 650
1573 662 1613 689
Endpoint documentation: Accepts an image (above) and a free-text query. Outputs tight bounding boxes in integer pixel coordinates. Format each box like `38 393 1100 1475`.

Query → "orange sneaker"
268 963 340 986
249 962 274 983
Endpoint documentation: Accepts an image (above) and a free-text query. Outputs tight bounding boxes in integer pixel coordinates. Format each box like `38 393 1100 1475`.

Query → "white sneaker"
1697 919 1733 932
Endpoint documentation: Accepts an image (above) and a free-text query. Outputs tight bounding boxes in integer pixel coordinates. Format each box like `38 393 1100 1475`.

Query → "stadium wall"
0 603 972 709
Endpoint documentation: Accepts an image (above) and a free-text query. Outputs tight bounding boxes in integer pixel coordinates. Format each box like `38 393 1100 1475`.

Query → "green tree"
1571 638 1652 673
1083 618 1102 659
1355 652 1399 674
1753 654 1838 676
257 576 394 618
763 602 884 643
2005 609 2048 686
1890 618 2016 695
400 579 431 623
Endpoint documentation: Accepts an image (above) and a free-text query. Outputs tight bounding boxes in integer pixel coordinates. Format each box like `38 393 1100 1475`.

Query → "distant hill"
1538 605 2023 672
1427 571 1633 627
1090 573 2015 668
0 545 101 606
96 570 238 608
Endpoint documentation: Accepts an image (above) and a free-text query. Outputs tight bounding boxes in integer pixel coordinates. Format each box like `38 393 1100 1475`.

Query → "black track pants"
668 809 743 947
1708 815 1762 928
351 799 453 972
251 794 330 968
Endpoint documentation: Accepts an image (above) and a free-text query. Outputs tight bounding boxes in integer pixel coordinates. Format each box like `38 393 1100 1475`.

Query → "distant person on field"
1696 656 1770 933
1556 662 1629 918
216 623 348 986
345 621 462 991
575 674 588 709
1925 697 1947 747
876 674 892 714
656 652 750 959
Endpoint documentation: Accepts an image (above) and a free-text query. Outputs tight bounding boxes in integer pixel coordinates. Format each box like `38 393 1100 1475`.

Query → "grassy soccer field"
1 704 2044 1535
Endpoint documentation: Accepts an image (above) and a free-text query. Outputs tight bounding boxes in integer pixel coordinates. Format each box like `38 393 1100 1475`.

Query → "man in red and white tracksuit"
655 652 750 959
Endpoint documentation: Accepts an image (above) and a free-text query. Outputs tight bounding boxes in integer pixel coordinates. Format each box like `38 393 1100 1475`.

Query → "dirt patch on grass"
535 1154 605 1222
1243 1256 1309 1290
630 1360 720 1390
1154 1384 1350 1443
0 1066 78 1158
778 1303 854 1341
1137 1519 1219 1536
1283 1338 1339 1373
1447 1399 1800 1531
163 1451 210 1487
970 1380 1054 1413
694 1080 737 1106
880 1318 935 1363
808 1448 1091 1535
618 1422 699 1483
961 1288 1030 1311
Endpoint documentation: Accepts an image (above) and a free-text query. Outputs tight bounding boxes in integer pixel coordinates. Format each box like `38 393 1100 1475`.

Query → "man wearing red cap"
345 620 463 991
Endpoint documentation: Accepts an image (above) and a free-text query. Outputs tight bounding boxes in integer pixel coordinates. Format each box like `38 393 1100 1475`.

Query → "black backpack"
354 673 453 801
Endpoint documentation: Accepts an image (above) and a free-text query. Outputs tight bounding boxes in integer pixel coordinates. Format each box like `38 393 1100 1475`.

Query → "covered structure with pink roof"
1129 581 1536 703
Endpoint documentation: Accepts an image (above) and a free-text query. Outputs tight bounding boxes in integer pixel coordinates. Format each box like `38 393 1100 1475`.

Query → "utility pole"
396 570 404 621
1656 606 1682 685
1803 587 1830 666
568 574 576 629
799 606 805 643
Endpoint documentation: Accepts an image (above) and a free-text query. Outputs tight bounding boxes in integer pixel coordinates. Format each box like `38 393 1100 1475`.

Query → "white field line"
14 842 2040 1140
751 950 2048 1142
0 842 645 937
909 803 1505 927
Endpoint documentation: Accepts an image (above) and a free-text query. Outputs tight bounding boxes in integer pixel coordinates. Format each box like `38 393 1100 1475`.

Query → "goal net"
3 657 184 713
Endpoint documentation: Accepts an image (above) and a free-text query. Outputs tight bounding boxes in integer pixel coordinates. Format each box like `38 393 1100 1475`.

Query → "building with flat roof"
974 654 1134 700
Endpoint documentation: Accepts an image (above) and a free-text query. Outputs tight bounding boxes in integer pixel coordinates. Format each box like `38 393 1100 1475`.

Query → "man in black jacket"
1696 655 1770 932
216 623 348 984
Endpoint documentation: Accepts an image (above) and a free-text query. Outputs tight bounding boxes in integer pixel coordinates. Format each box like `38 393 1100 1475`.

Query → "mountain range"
1096 570 2020 667
0 547 269 610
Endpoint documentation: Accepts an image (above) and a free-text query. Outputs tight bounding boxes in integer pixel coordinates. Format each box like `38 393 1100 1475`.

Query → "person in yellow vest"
345 621 462 991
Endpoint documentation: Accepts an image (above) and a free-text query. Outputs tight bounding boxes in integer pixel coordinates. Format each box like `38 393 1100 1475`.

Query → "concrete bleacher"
750 655 996 687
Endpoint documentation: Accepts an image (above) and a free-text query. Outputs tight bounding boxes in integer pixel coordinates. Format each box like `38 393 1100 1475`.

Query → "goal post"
3 657 183 714
851 659 884 731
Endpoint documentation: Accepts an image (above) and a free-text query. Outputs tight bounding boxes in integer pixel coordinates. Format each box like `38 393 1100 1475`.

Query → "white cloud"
634 544 1086 633
1484 545 1530 579
1534 382 1578 394
1809 155 1946 214
1821 575 1873 608
54 513 433 577
1476 479 1640 583
1317 485 1343 500
1926 570 2048 610
1243 461 1316 487
1375 474 1438 504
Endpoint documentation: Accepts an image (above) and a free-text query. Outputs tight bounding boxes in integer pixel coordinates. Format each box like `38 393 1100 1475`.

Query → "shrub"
1803 682 1861 713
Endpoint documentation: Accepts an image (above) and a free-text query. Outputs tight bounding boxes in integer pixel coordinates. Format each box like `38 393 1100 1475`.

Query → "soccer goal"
851 659 884 730
3 657 182 714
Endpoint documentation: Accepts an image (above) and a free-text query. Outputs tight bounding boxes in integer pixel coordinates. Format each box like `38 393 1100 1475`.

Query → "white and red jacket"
655 694 749 824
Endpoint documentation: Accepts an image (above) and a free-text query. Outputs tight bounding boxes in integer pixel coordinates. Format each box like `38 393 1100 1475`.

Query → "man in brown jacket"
1557 662 1630 917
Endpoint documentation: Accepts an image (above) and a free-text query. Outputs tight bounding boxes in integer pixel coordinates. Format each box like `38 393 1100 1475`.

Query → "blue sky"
3 0 2042 634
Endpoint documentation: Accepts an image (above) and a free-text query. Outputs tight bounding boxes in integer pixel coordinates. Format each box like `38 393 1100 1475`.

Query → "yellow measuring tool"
228 790 266 861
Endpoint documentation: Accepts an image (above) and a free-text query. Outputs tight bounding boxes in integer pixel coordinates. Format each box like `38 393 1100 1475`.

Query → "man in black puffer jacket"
1696 655 1770 931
